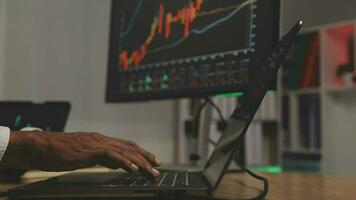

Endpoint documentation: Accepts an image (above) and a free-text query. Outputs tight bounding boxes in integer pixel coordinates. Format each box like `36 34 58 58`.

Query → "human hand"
0 131 161 176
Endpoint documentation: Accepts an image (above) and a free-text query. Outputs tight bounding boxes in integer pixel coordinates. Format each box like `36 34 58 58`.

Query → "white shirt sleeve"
0 126 10 162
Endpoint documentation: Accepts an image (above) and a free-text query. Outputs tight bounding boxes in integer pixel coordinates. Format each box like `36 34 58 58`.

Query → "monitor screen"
106 0 279 102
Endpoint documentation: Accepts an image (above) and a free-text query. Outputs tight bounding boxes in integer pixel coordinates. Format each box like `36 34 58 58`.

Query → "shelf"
282 84 356 95
253 118 279 122
323 86 356 94
283 88 320 95
283 148 321 155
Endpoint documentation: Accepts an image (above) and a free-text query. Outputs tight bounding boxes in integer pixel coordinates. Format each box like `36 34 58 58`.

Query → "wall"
0 0 5 98
1 0 176 162
281 0 356 33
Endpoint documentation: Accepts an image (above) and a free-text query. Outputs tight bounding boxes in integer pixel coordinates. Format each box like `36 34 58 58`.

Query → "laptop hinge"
201 173 215 192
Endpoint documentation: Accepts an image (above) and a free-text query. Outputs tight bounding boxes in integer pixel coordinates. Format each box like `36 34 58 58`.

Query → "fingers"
95 149 159 177
113 138 161 167
122 149 160 177
133 145 161 167
96 150 139 173
93 134 160 176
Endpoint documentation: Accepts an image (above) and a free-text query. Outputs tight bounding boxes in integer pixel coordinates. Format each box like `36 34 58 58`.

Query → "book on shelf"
298 94 321 149
282 96 290 148
245 121 278 166
311 94 321 149
245 122 264 166
336 36 356 87
300 34 320 88
262 122 279 165
254 92 278 120
283 33 320 90
282 151 321 172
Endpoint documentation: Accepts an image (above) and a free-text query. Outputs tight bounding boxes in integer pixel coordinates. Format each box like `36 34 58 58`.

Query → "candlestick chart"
118 0 255 70
107 0 259 102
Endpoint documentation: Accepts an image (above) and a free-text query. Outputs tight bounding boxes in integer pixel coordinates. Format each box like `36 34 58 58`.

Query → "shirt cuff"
0 126 10 162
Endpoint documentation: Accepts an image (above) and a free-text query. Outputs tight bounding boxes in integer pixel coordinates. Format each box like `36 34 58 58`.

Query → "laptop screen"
202 21 302 190
0 102 71 131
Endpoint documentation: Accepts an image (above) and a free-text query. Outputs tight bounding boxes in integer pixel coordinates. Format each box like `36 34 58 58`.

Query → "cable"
208 138 218 146
205 98 227 124
205 98 229 144
243 168 268 200
205 98 228 145
192 98 210 138
186 168 268 200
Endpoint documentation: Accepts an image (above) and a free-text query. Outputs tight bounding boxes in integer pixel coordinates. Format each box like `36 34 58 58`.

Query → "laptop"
0 101 71 183
0 101 71 132
8 22 302 199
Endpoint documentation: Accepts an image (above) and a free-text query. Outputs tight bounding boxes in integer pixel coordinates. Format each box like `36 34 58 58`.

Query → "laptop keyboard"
103 171 190 187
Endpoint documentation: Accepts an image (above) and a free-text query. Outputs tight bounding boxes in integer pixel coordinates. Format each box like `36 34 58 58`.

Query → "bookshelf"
176 20 356 175
280 20 356 174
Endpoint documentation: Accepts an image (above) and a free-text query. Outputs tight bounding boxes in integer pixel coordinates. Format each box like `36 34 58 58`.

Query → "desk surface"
1 170 356 200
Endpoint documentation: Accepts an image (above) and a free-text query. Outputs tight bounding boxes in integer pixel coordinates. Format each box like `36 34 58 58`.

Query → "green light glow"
145 75 152 82
129 85 134 93
162 74 168 81
249 166 282 173
215 92 244 97
215 90 275 98
14 115 22 127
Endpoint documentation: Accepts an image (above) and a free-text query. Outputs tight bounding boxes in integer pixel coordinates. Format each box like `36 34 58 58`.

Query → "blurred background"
0 0 355 176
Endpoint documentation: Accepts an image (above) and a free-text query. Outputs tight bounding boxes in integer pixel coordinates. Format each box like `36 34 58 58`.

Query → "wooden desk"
1 171 356 200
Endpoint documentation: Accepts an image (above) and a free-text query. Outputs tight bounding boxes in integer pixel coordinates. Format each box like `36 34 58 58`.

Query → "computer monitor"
106 0 279 102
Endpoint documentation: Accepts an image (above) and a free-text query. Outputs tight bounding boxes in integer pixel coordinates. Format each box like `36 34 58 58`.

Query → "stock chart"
107 0 258 101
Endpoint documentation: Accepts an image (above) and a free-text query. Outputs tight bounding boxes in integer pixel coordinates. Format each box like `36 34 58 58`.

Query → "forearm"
0 131 160 175
0 131 47 170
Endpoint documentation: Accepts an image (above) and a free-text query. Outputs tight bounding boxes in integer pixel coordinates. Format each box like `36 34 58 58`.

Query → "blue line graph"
120 0 144 38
